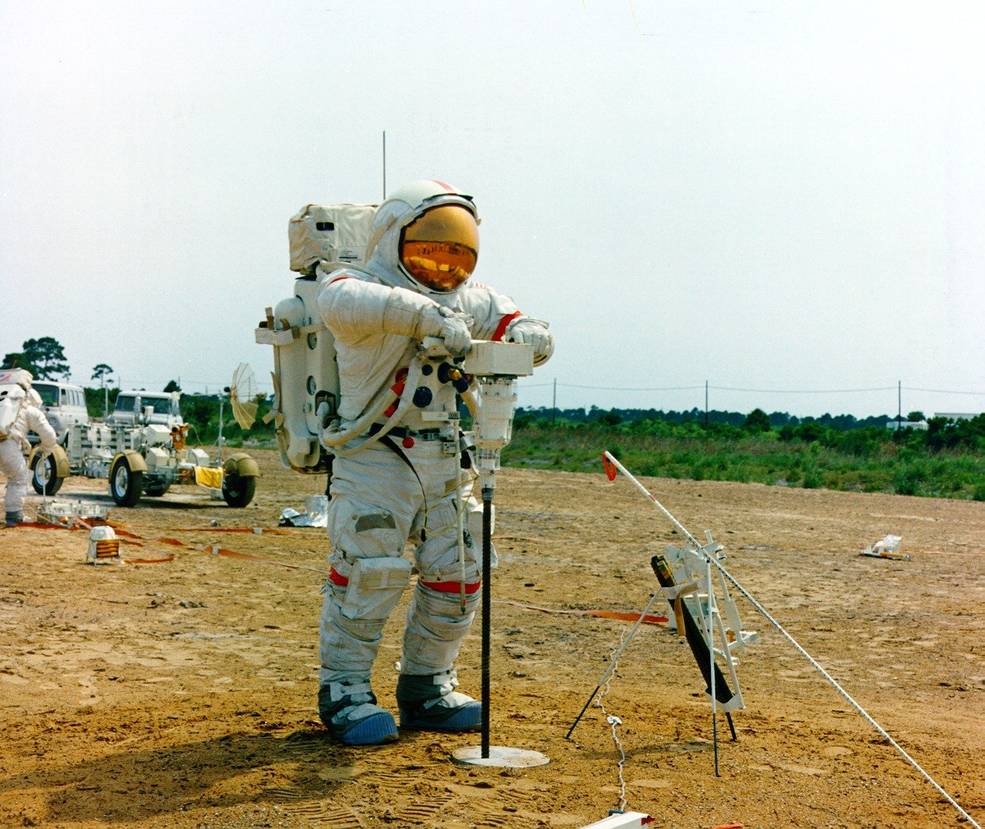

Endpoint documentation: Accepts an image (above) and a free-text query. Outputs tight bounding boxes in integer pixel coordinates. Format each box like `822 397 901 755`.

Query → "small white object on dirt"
862 534 910 561
578 812 654 828
86 526 120 564
39 500 109 525
451 745 549 768
279 495 329 528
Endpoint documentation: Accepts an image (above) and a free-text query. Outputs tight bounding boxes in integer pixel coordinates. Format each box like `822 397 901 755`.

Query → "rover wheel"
222 472 256 508
30 453 65 496
110 457 143 507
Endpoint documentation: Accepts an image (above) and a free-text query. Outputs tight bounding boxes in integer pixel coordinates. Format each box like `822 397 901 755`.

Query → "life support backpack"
0 370 31 442
256 203 377 473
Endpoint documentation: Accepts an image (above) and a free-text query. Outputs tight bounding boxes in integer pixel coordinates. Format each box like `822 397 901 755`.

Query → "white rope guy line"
601 451 981 829
711 558 980 828
592 592 661 814
596 658 628 813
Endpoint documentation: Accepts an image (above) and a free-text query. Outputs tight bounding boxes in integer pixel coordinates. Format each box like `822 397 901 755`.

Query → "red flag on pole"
602 453 618 481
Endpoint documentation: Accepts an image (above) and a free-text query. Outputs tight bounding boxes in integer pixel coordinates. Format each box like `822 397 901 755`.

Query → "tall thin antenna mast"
382 130 387 199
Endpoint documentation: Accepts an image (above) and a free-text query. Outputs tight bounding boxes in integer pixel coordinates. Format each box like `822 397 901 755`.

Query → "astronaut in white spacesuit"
0 369 58 527
316 180 553 745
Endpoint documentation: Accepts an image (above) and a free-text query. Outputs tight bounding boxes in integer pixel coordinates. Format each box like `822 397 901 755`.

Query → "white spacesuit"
316 180 553 745
0 369 58 526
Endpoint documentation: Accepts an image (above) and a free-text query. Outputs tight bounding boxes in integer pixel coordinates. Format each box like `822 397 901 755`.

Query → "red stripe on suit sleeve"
491 311 522 342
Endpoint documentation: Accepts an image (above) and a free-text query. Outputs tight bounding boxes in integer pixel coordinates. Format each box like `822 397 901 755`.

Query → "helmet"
0 368 32 390
366 180 480 294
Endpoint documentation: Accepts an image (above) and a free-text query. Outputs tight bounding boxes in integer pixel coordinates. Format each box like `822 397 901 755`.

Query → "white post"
707 557 719 776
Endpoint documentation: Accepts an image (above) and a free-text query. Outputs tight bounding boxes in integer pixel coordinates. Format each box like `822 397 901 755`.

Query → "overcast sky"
3 0 984 418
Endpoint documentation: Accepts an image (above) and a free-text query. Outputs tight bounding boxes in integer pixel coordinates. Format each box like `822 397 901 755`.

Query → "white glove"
419 305 474 356
439 315 473 355
506 318 554 364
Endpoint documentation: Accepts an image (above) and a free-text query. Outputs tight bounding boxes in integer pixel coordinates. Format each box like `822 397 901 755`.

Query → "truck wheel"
31 453 65 496
110 457 143 507
222 473 256 508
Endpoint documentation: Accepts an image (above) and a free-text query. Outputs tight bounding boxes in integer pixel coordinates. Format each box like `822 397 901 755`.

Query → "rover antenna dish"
229 363 258 430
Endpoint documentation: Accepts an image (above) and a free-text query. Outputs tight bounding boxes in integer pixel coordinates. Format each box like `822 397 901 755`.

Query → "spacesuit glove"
440 316 474 356
420 305 474 356
506 318 554 364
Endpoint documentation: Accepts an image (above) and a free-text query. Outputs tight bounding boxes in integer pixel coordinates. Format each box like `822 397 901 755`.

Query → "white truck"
107 390 183 428
31 380 91 445
30 392 259 508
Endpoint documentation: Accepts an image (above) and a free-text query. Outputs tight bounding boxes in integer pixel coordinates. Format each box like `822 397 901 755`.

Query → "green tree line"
10 335 984 501
503 409 985 501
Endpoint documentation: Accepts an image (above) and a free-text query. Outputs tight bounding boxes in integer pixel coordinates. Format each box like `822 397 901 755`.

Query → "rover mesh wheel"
222 472 256 508
110 457 143 507
30 453 64 496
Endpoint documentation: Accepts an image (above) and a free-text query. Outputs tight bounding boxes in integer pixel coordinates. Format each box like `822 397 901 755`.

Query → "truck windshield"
34 384 58 406
146 398 175 415
115 395 176 415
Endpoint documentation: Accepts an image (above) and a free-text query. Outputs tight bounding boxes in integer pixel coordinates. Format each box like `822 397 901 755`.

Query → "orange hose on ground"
496 599 666 626
167 527 290 534
122 554 176 565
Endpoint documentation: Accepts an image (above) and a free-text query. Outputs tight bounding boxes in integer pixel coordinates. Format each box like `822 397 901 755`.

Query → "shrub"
802 468 822 489
743 408 771 432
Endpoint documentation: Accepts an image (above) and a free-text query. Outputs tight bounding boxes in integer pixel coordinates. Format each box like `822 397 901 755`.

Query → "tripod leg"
566 684 602 740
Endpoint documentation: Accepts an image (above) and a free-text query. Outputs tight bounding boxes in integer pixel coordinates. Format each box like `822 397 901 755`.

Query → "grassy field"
502 419 985 501
90 385 984 502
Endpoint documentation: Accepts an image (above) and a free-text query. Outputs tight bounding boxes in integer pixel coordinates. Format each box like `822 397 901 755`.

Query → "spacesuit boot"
318 679 398 746
5 511 23 527
396 669 481 732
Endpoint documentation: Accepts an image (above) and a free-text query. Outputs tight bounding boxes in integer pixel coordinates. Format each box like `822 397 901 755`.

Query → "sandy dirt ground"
1 448 983 829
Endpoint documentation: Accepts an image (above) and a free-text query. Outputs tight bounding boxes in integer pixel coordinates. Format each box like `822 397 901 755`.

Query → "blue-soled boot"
396 669 481 732
318 680 398 746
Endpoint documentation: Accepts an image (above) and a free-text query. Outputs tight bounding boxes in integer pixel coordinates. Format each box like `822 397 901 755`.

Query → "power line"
560 383 705 392
712 385 897 395
528 381 978 396
77 374 985 408
907 386 985 397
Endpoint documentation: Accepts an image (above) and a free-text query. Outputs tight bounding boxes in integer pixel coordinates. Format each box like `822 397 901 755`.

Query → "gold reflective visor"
399 205 479 291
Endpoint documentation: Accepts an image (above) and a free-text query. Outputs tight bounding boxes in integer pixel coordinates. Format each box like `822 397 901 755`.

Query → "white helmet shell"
0 368 33 390
364 179 479 295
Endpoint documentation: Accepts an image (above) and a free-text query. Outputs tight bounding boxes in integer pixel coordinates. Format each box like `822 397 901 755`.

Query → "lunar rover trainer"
29 391 259 508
